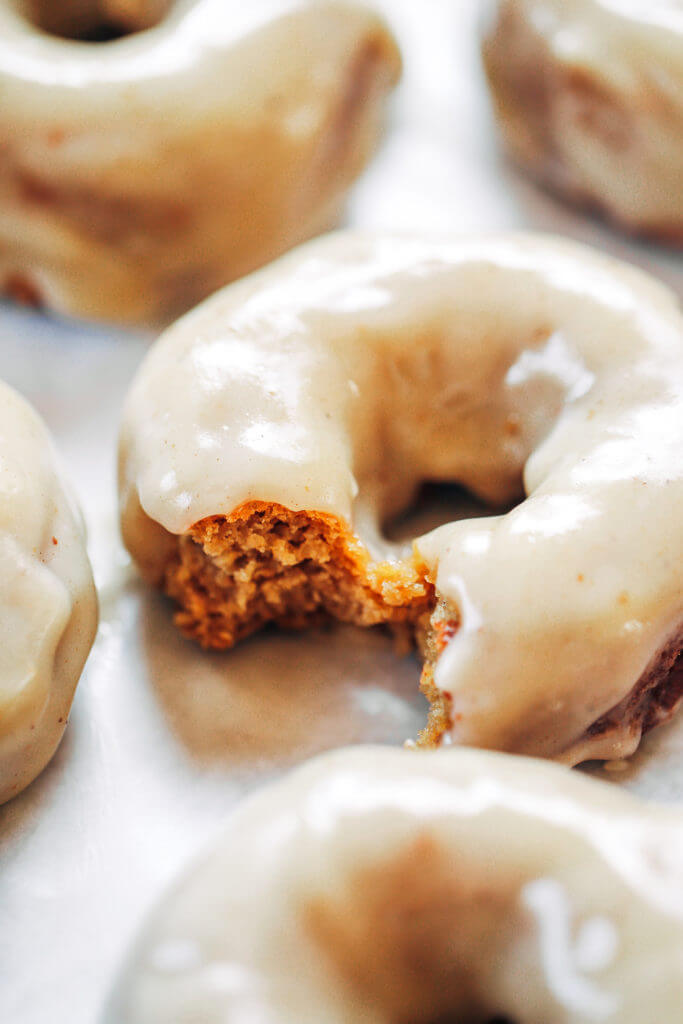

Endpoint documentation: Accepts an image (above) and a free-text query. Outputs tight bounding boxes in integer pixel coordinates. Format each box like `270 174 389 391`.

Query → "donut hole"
419 1018 514 1024
22 0 172 41
53 21 131 42
420 1017 515 1024
384 481 516 544
305 835 525 1024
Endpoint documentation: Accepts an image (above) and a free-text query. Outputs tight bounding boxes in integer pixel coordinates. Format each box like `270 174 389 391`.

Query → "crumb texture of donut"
165 502 435 650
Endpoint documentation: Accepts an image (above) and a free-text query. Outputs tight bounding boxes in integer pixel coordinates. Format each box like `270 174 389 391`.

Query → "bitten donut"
118 231 683 764
0 380 97 804
482 0 683 243
0 1 400 322
110 746 683 1024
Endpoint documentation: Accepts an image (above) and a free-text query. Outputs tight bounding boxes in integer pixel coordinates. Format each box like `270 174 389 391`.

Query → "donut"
109 746 683 1024
481 0 683 243
118 231 683 764
0 2 400 322
0 380 97 804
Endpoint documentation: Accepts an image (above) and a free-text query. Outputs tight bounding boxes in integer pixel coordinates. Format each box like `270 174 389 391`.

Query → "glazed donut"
118 231 683 764
0 1 400 322
0 380 97 804
482 0 683 243
110 746 683 1024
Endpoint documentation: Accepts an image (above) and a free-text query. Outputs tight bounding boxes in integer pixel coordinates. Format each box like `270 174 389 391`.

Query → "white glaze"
110 745 683 1023
0 0 400 322
482 0 683 239
0 380 97 804
119 231 683 763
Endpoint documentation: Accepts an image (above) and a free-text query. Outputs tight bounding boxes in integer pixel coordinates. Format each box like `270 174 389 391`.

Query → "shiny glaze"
119 231 683 762
0 1 400 322
0 380 97 804
110 746 683 1023
482 0 683 239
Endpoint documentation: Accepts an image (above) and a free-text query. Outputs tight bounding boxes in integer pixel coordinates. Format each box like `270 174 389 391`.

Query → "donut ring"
110 746 683 1024
0 1 400 322
482 0 683 243
0 380 97 804
119 231 683 764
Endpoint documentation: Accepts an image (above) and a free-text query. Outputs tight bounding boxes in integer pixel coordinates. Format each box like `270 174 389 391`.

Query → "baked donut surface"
0 1 400 322
0 380 97 804
482 0 683 243
110 746 683 1024
118 231 683 764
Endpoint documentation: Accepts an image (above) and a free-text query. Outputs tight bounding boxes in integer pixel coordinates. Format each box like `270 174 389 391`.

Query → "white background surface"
1 3 682 1022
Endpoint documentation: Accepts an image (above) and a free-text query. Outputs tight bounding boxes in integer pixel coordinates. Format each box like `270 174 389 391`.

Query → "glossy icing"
110 746 683 1023
0 380 97 804
482 0 683 240
119 231 683 762
0 1 400 322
